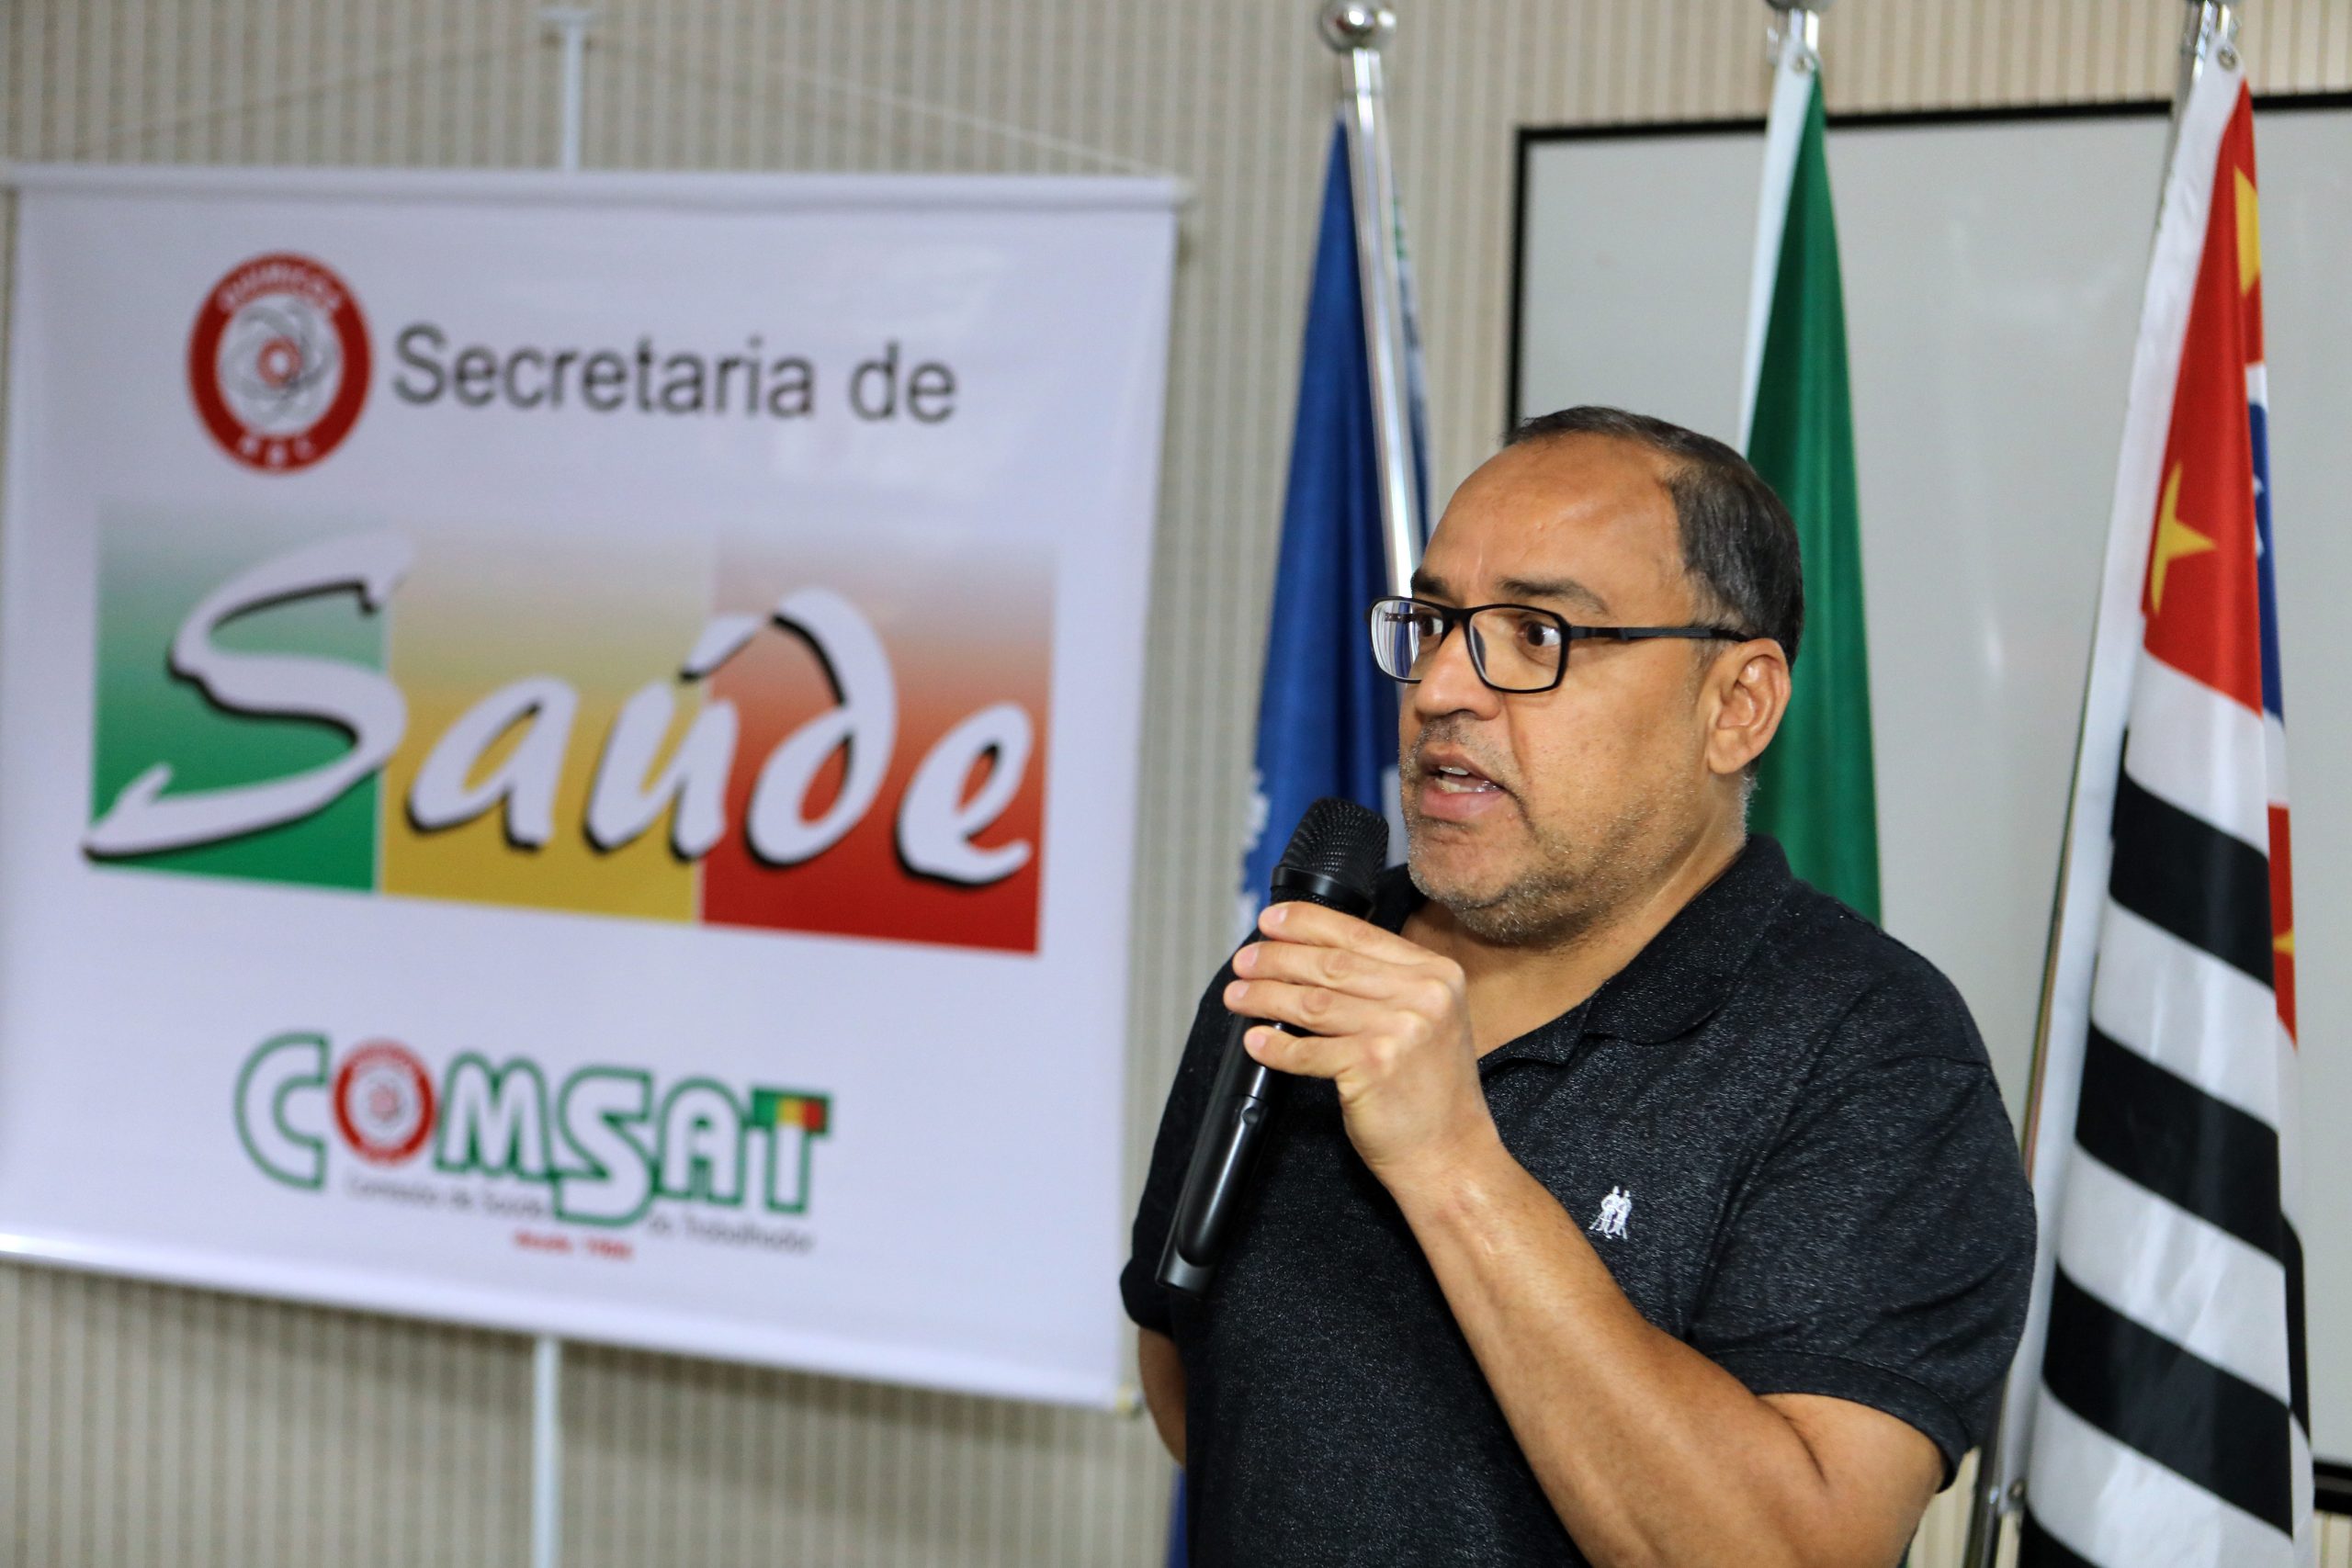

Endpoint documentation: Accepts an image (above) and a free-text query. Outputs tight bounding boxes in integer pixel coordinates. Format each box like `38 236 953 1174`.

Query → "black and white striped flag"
1995 41 2312 1568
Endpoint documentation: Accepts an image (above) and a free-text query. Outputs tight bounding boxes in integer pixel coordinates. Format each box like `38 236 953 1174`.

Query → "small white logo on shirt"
1590 1186 1633 1240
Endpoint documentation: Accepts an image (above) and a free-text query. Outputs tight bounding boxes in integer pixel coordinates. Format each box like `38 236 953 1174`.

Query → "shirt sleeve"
1686 979 2037 1484
1120 956 1241 1337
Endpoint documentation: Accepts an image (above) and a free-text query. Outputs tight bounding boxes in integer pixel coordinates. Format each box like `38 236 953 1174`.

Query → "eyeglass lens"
1370 601 1565 692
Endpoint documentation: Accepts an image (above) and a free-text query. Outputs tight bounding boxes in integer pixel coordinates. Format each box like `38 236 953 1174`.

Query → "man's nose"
1409 622 1503 720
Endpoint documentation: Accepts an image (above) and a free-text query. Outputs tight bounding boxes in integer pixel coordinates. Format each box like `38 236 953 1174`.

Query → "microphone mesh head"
1275 797 1389 901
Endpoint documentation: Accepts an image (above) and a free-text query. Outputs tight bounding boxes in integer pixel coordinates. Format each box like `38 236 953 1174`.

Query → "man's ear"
1704 639 1791 778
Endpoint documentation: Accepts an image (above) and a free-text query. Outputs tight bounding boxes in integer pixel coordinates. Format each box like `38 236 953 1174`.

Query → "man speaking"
1123 408 2035 1566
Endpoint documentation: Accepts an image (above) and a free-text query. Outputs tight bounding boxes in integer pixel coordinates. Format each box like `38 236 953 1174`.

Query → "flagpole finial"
2179 1 2242 76
1318 2 1396 54
1760 2 1826 69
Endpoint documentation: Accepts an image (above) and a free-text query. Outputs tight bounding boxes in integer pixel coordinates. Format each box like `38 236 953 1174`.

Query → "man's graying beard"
1402 719 1670 948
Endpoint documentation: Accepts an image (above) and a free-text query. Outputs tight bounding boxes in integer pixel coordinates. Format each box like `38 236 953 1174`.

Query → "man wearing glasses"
1124 407 2034 1567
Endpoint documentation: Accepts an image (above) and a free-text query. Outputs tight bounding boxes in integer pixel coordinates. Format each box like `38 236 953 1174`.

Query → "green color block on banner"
88 516 385 892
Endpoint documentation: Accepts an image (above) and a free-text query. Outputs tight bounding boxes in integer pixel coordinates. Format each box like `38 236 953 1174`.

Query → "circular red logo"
187 253 371 472
332 1041 435 1165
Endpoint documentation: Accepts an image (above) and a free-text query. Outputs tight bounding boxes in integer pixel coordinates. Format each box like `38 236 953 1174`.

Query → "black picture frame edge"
2318 1457 2352 1516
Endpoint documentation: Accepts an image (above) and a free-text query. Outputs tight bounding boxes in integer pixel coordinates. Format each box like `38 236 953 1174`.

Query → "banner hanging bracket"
540 5 596 173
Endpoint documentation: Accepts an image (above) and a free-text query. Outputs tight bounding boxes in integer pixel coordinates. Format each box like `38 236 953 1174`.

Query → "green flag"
1741 40 1880 920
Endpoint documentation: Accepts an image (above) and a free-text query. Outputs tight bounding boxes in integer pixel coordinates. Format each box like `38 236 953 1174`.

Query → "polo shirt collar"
1478 834 1798 1068
1584 834 1796 1044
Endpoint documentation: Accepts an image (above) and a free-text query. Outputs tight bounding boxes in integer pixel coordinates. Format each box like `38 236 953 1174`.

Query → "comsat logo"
188 254 372 472
235 1034 832 1224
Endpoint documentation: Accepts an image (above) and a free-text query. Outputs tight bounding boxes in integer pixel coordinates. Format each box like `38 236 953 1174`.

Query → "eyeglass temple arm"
1572 626 1751 642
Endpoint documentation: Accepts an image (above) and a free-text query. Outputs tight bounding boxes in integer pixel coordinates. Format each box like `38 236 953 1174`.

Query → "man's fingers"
1233 938 1400 998
1239 1022 1351 1080
1257 899 1431 965
1223 976 1383 1039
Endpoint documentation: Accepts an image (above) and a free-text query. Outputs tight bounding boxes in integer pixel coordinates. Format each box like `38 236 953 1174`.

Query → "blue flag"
1170 116 1428 1568
1236 120 1427 933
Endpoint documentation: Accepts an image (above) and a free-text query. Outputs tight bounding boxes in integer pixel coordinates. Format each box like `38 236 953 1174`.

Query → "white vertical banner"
0 165 1178 1405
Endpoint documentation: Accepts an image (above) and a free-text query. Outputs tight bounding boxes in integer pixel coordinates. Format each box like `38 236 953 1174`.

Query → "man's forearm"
1138 1327 1187 1466
1387 1134 1918 1568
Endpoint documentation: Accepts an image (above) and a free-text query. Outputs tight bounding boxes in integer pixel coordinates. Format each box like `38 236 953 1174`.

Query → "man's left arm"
1225 902 1951 1568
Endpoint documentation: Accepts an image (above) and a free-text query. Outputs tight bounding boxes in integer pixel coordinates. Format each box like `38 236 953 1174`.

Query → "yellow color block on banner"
379 532 706 922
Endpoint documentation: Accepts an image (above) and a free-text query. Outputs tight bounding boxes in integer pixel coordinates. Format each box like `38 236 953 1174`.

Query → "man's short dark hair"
1504 406 1805 670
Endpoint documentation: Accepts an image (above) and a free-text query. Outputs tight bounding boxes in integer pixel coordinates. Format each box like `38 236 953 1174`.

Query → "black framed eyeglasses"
1366 595 1751 694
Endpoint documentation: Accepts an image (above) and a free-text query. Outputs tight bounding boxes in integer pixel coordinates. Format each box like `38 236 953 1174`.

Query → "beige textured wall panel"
0 1265 531 1566
561 1345 1162 1568
1 4 2345 1565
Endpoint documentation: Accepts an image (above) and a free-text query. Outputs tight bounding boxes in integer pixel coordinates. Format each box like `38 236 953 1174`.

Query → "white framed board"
1510 96 2352 1475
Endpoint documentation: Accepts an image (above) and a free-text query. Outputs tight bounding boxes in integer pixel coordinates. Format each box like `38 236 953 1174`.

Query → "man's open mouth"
1430 763 1500 795
1419 747 1510 799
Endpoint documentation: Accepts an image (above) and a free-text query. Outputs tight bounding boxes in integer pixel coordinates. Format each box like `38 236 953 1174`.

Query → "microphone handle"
1158 1011 1291 1295
1156 868 1378 1298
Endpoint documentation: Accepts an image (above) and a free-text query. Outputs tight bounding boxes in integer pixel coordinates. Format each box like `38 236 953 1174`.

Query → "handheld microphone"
1158 796 1389 1296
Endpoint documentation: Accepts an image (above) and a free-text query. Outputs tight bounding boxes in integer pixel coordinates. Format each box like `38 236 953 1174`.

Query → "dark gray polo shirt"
1122 835 2035 1567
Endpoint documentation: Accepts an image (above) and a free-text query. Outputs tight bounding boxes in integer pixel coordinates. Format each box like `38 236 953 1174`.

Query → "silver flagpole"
1761 0 1822 71
1318 2 1423 600
1958 7 2236 1565
1742 0 1822 441
529 19 594 1566
529 1331 564 1568
2165 1 2240 172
